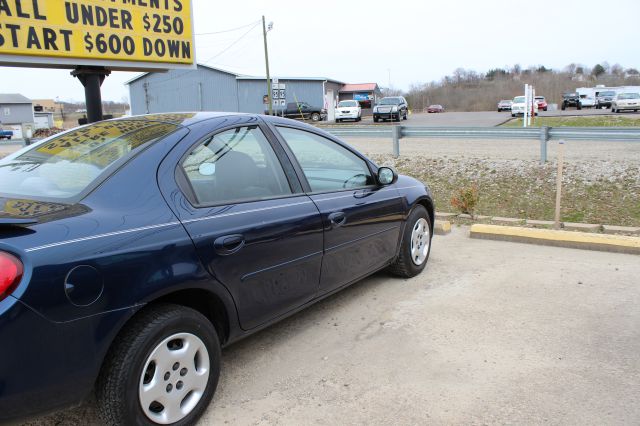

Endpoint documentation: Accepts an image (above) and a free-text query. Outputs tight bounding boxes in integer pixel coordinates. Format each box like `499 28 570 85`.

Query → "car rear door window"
181 126 292 205
275 127 374 192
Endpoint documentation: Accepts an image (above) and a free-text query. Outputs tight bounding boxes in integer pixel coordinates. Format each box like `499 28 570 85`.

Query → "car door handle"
328 211 346 227
213 234 245 255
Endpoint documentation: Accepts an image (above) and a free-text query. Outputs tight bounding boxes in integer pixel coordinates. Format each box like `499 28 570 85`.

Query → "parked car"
510 95 539 117
373 96 408 122
497 99 513 112
426 104 445 113
267 101 326 121
0 113 434 425
561 92 581 110
578 94 596 108
534 96 548 111
335 100 362 122
0 129 13 140
596 90 617 109
611 93 640 113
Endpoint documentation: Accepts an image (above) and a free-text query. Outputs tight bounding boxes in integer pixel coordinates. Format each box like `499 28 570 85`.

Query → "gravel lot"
23 227 640 425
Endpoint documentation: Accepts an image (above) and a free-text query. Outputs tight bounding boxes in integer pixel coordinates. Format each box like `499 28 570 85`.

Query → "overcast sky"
1 0 638 103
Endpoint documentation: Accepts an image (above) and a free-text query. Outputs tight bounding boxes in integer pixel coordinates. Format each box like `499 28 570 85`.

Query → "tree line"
389 63 640 112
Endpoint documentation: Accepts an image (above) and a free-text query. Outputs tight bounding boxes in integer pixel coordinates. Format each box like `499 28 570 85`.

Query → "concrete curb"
469 224 640 255
437 212 640 236
434 220 451 236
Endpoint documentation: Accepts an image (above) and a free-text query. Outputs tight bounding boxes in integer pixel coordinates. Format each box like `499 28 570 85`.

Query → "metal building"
0 93 34 140
127 64 344 116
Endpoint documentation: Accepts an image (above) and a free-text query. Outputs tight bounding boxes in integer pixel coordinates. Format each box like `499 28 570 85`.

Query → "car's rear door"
269 124 404 295
159 117 324 330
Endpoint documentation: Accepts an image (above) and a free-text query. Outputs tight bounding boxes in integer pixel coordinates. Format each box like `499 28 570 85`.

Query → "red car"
534 96 548 111
426 104 445 113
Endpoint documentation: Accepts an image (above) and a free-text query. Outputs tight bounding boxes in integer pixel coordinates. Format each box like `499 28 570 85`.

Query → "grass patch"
373 155 640 227
502 115 640 128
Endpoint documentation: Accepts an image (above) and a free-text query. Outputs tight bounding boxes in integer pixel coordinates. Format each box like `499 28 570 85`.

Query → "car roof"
108 112 252 127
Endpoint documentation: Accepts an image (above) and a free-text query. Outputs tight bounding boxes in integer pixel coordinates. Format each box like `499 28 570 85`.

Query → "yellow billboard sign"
0 0 194 70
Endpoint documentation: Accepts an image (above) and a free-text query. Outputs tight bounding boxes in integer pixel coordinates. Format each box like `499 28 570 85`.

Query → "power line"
201 21 261 64
195 20 261 36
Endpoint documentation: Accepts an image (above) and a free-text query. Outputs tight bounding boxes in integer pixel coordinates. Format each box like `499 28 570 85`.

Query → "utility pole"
262 16 273 115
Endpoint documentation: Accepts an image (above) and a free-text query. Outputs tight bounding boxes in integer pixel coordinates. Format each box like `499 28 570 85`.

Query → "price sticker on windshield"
0 0 194 70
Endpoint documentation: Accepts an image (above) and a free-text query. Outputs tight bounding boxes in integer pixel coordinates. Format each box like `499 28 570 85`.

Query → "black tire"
336 119 341 123
403 111 408 120
373 116 379 123
577 103 582 110
511 113 516 117
543 107 548 111
310 112 321 122
561 103 566 111
96 304 221 426
388 205 432 278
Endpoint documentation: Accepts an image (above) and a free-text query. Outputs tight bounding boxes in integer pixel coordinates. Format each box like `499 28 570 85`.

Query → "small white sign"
272 78 279 84
279 99 286 106
278 83 286 89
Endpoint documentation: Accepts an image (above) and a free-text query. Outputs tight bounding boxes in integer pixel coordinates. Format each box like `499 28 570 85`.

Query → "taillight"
0 252 23 301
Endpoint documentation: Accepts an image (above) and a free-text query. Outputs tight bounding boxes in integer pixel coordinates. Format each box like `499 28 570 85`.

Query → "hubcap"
410 218 430 266
139 333 210 424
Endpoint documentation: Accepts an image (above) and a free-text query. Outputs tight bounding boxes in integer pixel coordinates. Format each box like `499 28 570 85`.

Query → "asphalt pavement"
23 227 640 425
326 108 637 128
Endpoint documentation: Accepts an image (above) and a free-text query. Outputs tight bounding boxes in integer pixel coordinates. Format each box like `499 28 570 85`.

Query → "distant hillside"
401 63 640 112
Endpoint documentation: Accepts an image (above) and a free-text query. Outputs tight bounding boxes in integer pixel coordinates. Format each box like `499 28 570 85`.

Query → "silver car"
611 93 640 113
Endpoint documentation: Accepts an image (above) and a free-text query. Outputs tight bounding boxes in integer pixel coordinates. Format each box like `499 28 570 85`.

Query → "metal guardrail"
323 125 640 163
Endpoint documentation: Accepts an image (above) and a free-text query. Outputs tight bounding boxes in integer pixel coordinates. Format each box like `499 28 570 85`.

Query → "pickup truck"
0 129 13 140
266 102 326 122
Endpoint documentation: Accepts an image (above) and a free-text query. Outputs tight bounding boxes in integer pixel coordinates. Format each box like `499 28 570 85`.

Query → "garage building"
127 64 345 116
339 83 383 113
0 94 34 140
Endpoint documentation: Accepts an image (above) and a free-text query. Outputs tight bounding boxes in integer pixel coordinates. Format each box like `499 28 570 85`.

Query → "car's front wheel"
310 112 321 122
388 205 432 278
97 304 221 426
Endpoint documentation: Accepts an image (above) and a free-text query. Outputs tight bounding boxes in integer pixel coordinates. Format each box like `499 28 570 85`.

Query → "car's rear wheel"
561 103 566 110
388 205 432 278
310 112 321 122
97 304 221 426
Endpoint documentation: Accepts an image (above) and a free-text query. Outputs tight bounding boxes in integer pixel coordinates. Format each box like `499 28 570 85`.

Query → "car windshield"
0 120 178 201
513 96 525 103
338 101 358 107
564 93 578 97
535 97 545 101
500 100 512 103
618 93 640 99
379 98 401 105
599 91 616 97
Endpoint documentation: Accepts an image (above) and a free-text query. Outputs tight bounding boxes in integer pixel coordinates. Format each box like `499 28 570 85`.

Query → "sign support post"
71 67 111 123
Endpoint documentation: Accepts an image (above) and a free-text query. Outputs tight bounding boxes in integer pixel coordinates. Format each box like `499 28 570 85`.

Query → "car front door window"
275 127 374 192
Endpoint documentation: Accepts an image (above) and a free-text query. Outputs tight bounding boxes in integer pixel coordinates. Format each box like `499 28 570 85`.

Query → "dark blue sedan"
0 113 434 424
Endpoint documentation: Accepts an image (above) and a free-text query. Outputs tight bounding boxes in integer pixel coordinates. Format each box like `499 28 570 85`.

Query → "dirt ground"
22 227 640 425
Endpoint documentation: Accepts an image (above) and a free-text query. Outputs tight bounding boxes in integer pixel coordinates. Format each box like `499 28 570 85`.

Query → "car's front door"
272 125 405 295
161 121 324 330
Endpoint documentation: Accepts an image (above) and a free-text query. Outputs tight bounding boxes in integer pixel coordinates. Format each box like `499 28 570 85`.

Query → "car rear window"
0 120 178 201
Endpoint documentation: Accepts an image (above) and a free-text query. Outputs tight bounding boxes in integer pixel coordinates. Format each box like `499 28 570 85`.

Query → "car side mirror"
377 167 397 186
